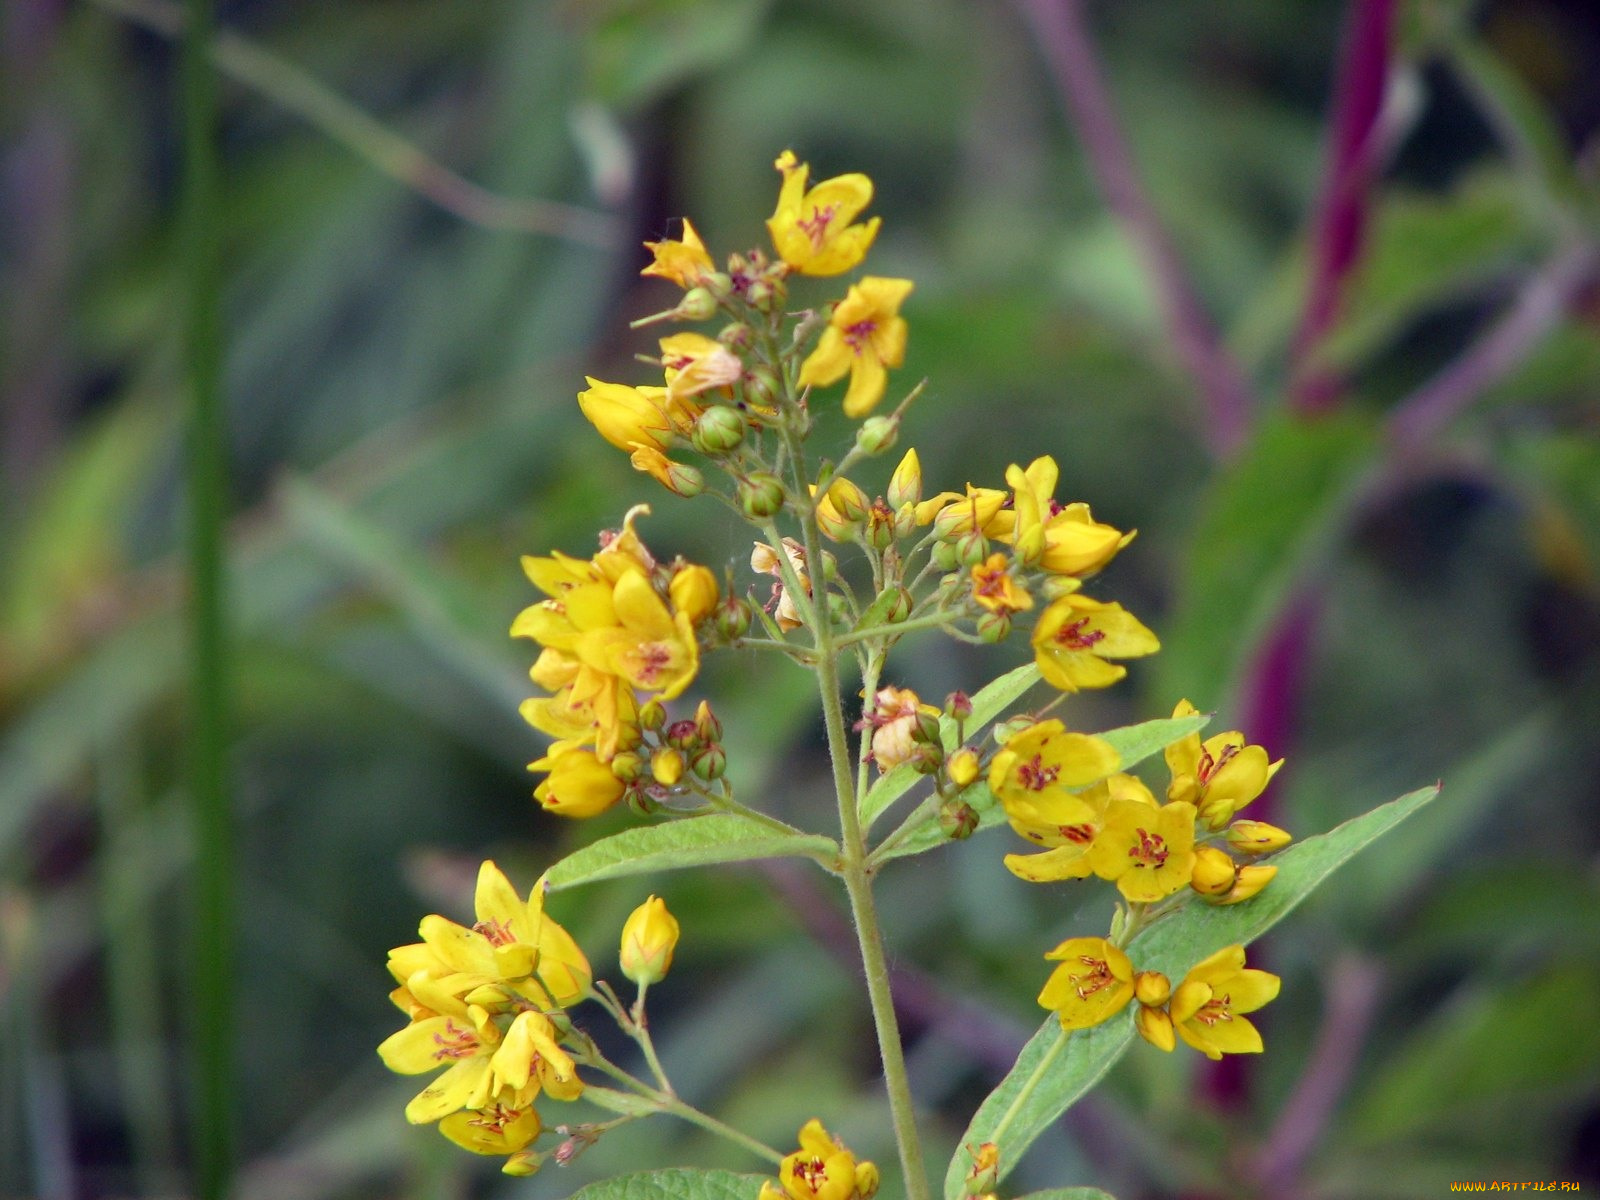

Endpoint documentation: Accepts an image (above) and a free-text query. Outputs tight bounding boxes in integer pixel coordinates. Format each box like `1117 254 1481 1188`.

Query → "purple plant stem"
1200 585 1321 1111
1251 954 1384 1197
1290 0 1398 412
1016 0 1255 459
1388 243 1600 451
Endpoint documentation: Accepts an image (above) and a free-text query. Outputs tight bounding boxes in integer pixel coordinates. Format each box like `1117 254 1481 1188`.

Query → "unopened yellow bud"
650 747 685 787
620 894 680 986
816 477 869 541
1208 863 1278 906
1135 1004 1176 1052
854 1160 880 1199
1190 845 1238 897
502 1150 545 1177
948 748 980 788
670 564 719 623
1225 820 1293 856
1134 970 1171 1008
888 448 923 510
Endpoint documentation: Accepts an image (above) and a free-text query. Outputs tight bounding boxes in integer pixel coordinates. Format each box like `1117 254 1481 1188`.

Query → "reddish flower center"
473 918 516 946
1197 742 1240 785
1016 753 1060 792
1070 955 1116 1000
1194 994 1235 1027
469 1104 521 1133
1060 822 1095 844
431 1019 479 1061
1127 827 1169 868
843 319 878 354
1054 617 1105 651
797 203 838 249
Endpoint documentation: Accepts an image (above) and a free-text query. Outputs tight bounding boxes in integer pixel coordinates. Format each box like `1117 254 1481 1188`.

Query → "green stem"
779 421 933 1200
832 609 957 649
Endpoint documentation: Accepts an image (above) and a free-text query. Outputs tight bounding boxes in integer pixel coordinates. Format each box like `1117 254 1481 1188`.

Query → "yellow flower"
763 1119 878 1200
798 277 913 418
438 1102 542 1156
576 570 701 700
1037 936 1135 1030
531 744 626 818
642 217 713 287
970 553 1033 615
918 484 1011 539
988 719 1120 812
999 457 1133 576
1088 799 1198 903
1001 772 1153 883
1032 594 1160 692
660 332 741 403
620 895 680 986
767 150 880 276
577 378 676 452
1169 945 1280 1059
1164 699 1283 829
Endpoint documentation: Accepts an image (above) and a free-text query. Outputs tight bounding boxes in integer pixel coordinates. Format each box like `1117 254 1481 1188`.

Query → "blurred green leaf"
944 783 1440 1199
586 0 774 113
1155 412 1376 710
861 663 1041 829
1014 1191 1117 1200
566 1168 771 1200
545 814 837 890
1347 962 1600 1145
874 714 1208 865
1315 173 1535 372
583 1086 666 1119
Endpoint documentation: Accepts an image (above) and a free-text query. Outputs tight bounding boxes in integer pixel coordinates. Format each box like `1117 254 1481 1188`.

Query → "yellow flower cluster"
994 701 1286 906
912 454 1156 684
1038 940 1280 1060
377 862 591 1171
760 1120 880 1200
512 507 719 818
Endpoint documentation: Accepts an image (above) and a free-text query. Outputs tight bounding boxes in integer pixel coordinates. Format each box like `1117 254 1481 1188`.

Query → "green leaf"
874 713 1207 865
566 1168 770 1200
943 783 1442 1199
861 663 1041 829
545 814 837 891
1155 412 1376 711
1013 1191 1118 1200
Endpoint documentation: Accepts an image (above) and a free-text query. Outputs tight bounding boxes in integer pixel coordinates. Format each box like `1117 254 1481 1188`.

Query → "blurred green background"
4 0 1600 1196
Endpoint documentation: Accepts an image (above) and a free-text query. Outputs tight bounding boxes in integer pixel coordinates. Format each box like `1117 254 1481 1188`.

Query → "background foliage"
3 0 1599 1196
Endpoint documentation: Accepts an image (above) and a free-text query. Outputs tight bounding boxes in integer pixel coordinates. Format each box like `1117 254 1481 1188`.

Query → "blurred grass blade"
279 475 526 709
944 782 1441 1199
180 0 234 1188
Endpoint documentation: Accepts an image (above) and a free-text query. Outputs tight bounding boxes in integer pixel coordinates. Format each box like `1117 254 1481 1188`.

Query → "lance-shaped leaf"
566 1168 772 1200
943 783 1442 1199
873 713 1208 866
545 814 837 891
861 663 1042 829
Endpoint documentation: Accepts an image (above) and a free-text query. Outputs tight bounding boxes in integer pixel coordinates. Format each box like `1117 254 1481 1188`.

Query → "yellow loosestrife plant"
376 150 1442 1199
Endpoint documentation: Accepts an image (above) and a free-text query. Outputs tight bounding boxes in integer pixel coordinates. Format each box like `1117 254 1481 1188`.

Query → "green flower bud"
976 610 1011 643
673 287 718 322
691 406 746 455
739 473 785 519
715 595 754 640
855 415 899 455
939 798 979 839
689 743 727 781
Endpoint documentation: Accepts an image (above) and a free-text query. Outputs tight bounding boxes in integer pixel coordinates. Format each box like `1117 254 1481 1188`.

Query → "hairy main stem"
779 419 932 1200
